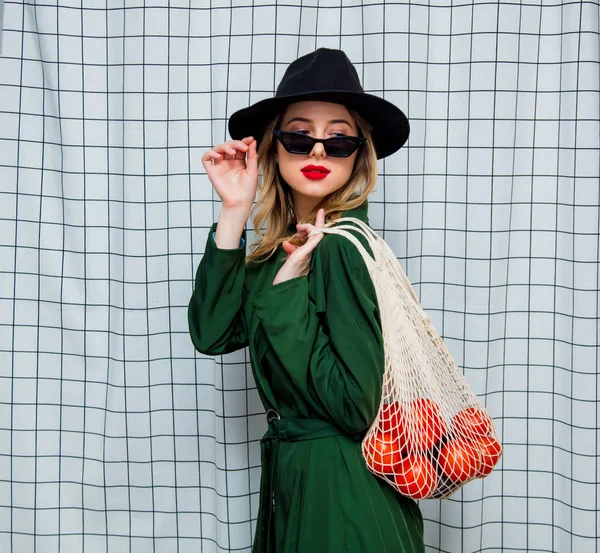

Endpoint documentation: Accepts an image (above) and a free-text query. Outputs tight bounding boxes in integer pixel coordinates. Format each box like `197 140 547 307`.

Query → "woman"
188 48 424 553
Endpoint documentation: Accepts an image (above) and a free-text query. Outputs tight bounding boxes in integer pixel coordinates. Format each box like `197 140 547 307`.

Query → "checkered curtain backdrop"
0 1 598 552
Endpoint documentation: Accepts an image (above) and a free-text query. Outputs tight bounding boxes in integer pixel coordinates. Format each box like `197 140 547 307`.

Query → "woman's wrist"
214 206 252 249
272 254 310 285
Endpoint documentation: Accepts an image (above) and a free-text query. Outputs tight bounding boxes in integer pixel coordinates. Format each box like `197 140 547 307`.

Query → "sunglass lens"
281 133 313 154
325 137 357 157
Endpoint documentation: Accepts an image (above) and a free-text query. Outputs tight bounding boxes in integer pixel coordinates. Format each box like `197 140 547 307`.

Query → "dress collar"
339 200 369 224
286 200 370 232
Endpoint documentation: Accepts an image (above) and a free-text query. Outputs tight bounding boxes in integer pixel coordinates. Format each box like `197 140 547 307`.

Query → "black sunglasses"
273 130 366 158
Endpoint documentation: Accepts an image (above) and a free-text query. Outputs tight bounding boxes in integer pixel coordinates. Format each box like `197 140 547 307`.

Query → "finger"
213 142 248 157
229 140 252 162
296 222 318 238
201 150 224 163
282 240 297 255
230 141 252 158
293 230 323 253
300 231 324 253
316 208 325 227
241 136 255 145
246 139 258 176
201 152 225 174
211 148 237 159
226 140 251 151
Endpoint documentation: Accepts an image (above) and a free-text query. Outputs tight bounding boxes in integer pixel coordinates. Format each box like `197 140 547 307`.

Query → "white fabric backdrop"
0 1 598 552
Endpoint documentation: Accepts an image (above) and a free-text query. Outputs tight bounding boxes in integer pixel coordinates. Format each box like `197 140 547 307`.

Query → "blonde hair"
246 108 378 263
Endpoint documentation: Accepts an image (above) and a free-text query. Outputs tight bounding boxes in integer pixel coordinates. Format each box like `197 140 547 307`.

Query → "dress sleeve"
188 223 249 355
250 230 383 435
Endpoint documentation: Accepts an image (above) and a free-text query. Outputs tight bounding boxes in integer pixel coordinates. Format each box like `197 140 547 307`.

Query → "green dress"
188 202 425 553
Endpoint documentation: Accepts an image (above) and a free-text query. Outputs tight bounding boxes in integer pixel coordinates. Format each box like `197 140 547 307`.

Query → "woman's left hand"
273 209 326 285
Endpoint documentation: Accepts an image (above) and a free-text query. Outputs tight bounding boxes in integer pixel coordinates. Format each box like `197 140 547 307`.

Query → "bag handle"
312 218 421 307
309 224 378 269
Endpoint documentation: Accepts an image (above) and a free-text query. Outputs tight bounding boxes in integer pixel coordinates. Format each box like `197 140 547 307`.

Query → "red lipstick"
301 165 330 180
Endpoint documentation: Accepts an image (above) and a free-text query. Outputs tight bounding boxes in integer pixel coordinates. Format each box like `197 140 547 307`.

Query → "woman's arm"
188 217 249 355
189 138 257 355
214 206 251 249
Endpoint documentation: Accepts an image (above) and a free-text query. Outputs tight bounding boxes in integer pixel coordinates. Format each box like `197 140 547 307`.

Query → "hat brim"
228 90 409 159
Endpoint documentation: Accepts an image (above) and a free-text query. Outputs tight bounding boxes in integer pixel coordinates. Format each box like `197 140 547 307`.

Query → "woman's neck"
293 193 321 222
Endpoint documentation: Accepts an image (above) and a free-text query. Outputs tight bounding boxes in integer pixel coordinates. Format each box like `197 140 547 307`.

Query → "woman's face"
276 101 359 217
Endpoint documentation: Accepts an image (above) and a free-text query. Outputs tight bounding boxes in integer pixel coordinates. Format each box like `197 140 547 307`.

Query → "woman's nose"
310 141 326 158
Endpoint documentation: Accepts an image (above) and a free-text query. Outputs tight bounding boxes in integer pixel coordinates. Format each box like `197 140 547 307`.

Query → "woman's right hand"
201 137 258 211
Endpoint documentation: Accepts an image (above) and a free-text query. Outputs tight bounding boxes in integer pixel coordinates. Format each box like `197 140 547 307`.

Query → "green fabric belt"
255 416 359 553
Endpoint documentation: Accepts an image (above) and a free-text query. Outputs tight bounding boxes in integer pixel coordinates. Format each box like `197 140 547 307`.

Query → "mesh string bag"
313 218 502 499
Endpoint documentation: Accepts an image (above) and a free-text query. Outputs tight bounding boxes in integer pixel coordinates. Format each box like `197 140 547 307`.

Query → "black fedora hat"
228 48 409 159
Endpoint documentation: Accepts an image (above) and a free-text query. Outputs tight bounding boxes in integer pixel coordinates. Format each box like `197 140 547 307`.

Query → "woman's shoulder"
310 216 377 308
315 220 374 276
325 199 374 244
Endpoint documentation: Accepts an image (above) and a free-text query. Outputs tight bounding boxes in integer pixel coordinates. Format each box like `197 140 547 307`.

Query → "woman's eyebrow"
283 117 354 126
328 119 353 126
284 117 311 124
